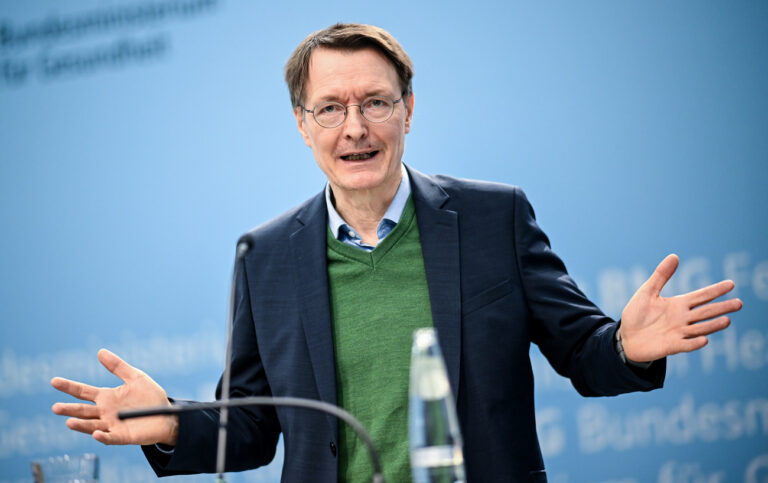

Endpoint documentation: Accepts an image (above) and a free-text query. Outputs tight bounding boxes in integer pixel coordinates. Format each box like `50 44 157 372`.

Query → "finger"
644 254 679 295
668 336 709 355
66 417 109 435
52 402 100 419
684 316 731 338
93 429 128 445
98 348 140 382
93 430 115 445
685 280 737 308
690 298 742 321
50 377 99 402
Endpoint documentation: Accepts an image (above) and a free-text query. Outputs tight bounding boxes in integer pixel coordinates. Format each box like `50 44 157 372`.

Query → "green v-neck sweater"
326 197 434 483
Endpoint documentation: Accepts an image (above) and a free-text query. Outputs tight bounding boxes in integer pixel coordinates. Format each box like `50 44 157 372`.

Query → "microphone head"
235 237 252 258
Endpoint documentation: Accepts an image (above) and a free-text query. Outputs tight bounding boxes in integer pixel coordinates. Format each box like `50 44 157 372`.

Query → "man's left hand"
619 254 743 363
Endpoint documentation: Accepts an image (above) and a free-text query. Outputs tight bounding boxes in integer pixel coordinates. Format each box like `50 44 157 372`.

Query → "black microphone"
215 239 251 480
121 239 385 483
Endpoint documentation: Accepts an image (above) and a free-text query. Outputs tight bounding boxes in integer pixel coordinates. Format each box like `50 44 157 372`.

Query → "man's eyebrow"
315 93 342 102
363 89 393 97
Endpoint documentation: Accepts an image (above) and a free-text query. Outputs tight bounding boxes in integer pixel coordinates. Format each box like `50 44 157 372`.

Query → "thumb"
98 349 140 383
643 253 679 295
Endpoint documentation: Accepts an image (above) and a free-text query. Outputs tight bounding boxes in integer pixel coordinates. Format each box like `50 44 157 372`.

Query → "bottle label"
410 445 464 468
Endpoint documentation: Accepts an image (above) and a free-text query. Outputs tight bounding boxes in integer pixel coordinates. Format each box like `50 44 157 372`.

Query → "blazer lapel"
407 166 462 399
289 192 338 432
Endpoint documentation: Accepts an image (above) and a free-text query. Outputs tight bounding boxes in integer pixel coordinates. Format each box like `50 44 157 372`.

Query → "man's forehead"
304 47 400 101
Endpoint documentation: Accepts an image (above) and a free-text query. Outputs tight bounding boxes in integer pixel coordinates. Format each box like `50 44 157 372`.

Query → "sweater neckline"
326 196 416 267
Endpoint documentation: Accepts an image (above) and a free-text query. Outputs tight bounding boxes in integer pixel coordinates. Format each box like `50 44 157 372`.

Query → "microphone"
215 239 251 481
122 239 385 482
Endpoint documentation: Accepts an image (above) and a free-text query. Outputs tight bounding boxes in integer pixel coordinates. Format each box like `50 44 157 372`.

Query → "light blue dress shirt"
325 165 411 252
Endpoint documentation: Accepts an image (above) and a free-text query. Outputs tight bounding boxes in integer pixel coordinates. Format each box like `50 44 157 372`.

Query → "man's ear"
294 106 312 147
404 93 415 134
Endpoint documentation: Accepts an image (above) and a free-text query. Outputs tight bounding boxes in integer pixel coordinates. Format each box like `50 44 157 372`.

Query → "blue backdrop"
1 1 766 482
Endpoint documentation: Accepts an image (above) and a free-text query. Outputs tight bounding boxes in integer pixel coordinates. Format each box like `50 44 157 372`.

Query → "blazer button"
329 442 337 457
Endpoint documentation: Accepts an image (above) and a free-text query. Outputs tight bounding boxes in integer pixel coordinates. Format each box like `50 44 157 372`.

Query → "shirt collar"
325 164 411 240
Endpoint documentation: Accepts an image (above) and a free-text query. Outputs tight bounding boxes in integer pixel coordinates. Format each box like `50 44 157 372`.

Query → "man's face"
294 47 414 199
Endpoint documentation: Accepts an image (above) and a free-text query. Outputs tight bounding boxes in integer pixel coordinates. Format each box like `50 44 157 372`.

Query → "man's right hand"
51 348 179 446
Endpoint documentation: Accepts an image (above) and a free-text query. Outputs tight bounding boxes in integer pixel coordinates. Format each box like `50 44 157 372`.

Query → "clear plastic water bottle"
409 328 466 483
30 453 99 482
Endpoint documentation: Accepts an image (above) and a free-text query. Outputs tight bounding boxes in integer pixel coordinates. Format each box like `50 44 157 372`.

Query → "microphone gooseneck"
216 240 251 481
120 397 385 483
126 239 385 483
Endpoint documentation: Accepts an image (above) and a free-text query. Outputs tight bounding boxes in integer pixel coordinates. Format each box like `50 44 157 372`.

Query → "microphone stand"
213 241 250 481
121 241 385 482
119 397 385 483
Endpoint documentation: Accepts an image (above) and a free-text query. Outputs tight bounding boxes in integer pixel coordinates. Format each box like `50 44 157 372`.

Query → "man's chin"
332 174 392 196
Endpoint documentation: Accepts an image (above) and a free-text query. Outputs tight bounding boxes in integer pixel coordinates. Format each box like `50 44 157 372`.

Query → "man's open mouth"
340 150 379 161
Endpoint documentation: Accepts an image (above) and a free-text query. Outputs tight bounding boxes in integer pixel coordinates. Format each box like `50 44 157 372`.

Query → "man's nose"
341 106 368 139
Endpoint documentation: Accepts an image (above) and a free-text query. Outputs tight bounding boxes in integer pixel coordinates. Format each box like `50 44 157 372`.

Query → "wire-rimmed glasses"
301 95 404 128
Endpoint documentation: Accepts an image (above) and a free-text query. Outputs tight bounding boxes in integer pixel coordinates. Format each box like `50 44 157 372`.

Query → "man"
51 23 742 482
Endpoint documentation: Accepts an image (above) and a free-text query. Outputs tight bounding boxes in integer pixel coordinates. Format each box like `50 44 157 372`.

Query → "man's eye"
318 104 342 114
365 98 389 110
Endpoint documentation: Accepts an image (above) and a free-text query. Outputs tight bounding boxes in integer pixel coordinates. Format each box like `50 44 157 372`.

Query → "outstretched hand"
51 349 178 446
620 254 743 363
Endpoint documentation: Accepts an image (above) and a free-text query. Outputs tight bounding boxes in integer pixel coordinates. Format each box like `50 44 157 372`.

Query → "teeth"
344 152 374 161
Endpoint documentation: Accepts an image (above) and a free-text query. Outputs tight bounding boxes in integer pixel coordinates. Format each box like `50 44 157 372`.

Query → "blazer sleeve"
142 250 281 475
511 187 666 396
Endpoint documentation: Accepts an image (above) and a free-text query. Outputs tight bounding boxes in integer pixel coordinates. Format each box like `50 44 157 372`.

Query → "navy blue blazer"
144 166 665 482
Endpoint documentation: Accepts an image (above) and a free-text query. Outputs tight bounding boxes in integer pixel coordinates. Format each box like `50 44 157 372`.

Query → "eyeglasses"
300 95 403 128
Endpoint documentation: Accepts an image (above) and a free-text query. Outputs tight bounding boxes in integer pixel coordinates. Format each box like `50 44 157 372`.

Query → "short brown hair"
284 23 414 108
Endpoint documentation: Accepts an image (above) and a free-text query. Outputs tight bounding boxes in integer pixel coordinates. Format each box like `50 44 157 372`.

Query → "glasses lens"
314 102 345 128
361 97 394 123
